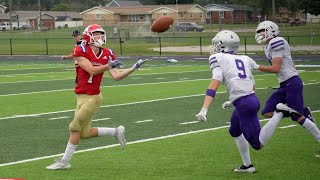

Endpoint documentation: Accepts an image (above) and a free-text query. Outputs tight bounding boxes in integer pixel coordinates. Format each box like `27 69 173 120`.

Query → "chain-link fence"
0 35 319 56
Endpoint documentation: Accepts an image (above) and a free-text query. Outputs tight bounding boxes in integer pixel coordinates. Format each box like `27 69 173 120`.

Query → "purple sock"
299 118 306 125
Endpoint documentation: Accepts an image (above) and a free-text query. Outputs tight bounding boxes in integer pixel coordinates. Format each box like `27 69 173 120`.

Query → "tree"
51 3 71 11
298 0 320 16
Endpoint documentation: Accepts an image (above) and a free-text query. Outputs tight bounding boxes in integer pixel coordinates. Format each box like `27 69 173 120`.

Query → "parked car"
175 22 204 32
289 19 306 26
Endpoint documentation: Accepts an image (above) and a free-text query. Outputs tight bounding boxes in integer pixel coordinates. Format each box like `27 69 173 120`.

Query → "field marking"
180 121 199 125
0 125 230 167
0 70 209 84
0 78 211 97
279 125 298 129
0 73 279 96
134 119 153 123
0 110 319 167
1 84 320 121
48 116 69 120
92 118 110 122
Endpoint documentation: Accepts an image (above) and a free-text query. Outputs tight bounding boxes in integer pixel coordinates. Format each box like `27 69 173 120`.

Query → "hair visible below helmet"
255 21 279 44
210 30 240 54
83 24 106 47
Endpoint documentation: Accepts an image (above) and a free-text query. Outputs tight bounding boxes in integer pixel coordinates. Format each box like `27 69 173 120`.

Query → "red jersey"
72 44 116 95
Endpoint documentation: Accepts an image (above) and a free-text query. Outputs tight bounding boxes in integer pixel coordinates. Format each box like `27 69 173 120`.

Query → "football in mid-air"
151 16 174 33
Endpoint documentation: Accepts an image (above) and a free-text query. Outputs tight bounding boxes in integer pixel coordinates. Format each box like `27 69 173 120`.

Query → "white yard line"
48 116 69 120
1 84 320 121
134 119 153 123
0 125 230 167
279 125 298 129
92 118 110 122
0 70 208 85
180 121 199 125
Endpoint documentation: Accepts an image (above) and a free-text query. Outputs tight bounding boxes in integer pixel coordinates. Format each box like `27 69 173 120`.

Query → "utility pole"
38 0 42 30
9 0 12 33
272 0 275 21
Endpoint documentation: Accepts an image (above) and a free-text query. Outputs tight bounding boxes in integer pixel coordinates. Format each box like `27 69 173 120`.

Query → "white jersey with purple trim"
264 36 298 83
209 53 256 102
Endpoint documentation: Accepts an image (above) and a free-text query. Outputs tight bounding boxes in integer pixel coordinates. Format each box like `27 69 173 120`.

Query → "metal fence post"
119 38 123 56
46 38 48 55
10 38 12 55
159 37 162 56
244 36 247 55
200 37 202 55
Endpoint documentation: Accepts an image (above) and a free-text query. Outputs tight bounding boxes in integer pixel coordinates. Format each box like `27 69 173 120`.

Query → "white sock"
62 143 78 163
234 134 251 166
259 111 283 146
302 118 320 143
97 127 116 136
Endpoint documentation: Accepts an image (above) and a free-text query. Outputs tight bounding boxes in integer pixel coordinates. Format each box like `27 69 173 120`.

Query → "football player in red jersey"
46 24 147 170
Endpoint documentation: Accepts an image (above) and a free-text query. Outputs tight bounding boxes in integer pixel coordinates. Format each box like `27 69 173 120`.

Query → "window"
206 12 211 18
190 13 193 17
162 13 168 16
129 15 138 22
200 13 203 18
234 11 238 18
219 11 224 19
95 14 101 20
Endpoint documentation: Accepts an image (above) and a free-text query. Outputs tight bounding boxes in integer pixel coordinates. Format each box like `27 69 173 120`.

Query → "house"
80 4 207 27
12 11 83 29
106 0 143 7
29 13 56 30
0 5 7 13
205 4 254 24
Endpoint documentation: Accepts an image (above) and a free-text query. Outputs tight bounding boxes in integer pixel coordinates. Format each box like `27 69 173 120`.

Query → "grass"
0 58 319 179
0 23 319 55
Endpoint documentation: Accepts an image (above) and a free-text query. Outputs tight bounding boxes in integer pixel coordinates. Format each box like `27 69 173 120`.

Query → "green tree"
51 3 71 11
298 0 320 16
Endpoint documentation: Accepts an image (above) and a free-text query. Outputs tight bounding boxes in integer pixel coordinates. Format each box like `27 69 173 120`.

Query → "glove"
222 101 232 109
253 61 260 70
196 108 208 122
133 59 148 70
108 60 123 69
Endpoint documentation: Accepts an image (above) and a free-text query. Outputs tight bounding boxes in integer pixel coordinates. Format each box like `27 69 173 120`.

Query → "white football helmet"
255 21 279 44
210 30 240 54
83 24 106 47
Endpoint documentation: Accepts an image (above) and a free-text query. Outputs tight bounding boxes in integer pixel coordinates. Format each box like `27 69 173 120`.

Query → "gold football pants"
69 93 103 138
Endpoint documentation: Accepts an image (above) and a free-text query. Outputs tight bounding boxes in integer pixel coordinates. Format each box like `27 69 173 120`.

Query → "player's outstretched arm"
76 56 109 75
108 59 148 81
257 57 282 73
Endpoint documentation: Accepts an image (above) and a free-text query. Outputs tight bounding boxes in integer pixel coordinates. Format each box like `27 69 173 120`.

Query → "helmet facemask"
91 32 106 47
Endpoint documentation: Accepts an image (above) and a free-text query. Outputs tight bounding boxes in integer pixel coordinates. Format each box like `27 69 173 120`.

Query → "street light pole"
272 0 275 21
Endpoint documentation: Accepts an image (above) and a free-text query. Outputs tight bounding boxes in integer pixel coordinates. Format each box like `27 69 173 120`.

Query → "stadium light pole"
272 0 275 21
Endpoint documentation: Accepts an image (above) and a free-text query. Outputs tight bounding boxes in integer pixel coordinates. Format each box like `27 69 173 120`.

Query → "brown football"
151 16 174 33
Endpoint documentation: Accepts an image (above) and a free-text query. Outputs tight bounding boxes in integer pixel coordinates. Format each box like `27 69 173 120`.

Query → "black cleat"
233 164 256 173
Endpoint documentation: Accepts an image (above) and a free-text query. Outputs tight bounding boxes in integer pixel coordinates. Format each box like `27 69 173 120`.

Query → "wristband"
206 89 216 98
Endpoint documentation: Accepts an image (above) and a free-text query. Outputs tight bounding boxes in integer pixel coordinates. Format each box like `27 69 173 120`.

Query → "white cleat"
46 157 71 170
233 164 256 173
115 125 126 149
276 103 302 117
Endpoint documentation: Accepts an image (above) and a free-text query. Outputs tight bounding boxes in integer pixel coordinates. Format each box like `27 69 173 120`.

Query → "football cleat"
233 164 256 173
46 157 71 170
276 103 302 118
304 107 316 124
114 125 126 149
